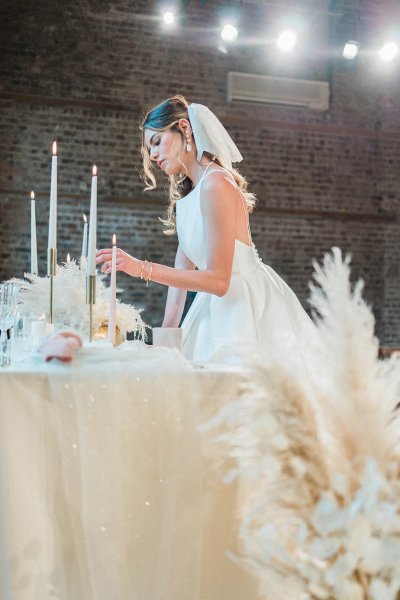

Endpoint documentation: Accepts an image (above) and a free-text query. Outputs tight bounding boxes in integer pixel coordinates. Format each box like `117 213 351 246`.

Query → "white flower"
359 537 384 574
270 432 290 451
347 513 372 555
290 456 307 478
324 552 358 587
307 581 330 599
334 580 364 600
370 501 400 534
382 539 400 569
295 519 309 546
350 459 387 515
369 578 399 600
260 454 282 477
257 524 293 566
310 537 341 560
261 413 280 435
330 472 349 498
312 494 348 534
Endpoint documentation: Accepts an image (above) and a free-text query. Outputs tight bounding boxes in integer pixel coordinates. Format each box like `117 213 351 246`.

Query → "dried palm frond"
207 248 400 599
8 259 148 339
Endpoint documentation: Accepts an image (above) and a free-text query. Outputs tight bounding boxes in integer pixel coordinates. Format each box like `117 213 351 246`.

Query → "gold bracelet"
140 260 148 280
145 262 153 287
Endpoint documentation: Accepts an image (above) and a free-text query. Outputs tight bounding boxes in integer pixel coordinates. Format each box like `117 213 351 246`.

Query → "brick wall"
0 0 399 342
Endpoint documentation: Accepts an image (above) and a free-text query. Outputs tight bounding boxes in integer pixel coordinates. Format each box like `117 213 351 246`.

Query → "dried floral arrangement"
9 259 148 340
205 248 400 600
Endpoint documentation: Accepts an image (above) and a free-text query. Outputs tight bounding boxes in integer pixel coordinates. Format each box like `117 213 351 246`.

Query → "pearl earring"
186 136 192 152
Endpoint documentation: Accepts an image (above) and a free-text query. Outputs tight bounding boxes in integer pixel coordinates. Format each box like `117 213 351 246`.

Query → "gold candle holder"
86 274 96 342
47 247 57 324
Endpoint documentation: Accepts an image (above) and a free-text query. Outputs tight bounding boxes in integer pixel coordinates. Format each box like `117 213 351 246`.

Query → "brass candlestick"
86 274 96 342
47 247 57 324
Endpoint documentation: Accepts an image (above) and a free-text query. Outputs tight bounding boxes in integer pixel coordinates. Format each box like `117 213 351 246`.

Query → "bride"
96 95 317 363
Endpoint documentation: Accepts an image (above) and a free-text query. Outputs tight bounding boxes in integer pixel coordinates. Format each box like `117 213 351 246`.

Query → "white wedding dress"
176 164 318 364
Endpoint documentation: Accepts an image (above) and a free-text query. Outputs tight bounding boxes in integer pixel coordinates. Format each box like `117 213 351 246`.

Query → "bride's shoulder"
200 168 239 214
201 168 237 193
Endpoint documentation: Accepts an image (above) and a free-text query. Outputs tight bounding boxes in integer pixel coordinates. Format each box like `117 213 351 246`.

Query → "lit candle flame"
67 253 71 262
83 213 87 223
52 141 57 156
92 164 97 176
30 191 35 200
112 234 117 245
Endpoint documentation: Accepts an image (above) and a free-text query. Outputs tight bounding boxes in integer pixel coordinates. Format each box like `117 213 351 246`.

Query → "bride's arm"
161 245 195 327
96 175 236 297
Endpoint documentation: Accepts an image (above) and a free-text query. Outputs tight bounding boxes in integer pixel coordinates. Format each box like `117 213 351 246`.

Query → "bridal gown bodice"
176 166 317 364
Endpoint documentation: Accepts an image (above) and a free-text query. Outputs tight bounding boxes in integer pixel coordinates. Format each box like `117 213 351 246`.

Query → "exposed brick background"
1 0 399 342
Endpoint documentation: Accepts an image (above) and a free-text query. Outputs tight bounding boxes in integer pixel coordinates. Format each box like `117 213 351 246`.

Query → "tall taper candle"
107 234 117 345
81 213 88 259
30 191 38 275
87 165 97 276
48 141 57 249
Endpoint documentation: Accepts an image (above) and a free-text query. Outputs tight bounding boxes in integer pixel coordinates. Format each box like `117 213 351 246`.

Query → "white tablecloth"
0 342 260 600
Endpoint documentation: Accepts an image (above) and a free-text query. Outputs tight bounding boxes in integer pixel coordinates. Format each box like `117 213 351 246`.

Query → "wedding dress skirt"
176 166 317 365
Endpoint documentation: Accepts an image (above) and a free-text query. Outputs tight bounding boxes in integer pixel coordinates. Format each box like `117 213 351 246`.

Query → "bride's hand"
96 248 142 278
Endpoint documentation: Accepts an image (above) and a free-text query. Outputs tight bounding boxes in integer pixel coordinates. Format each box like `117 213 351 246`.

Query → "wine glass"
0 283 19 366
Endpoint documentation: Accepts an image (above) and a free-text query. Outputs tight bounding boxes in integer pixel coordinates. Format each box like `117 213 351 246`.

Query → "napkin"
38 330 83 362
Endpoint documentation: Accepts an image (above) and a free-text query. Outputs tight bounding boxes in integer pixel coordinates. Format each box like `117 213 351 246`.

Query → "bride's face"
144 127 186 176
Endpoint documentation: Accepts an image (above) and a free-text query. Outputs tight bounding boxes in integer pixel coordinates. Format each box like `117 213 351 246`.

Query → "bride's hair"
140 95 256 236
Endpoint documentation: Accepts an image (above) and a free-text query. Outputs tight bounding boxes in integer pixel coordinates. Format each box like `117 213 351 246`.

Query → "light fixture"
343 41 359 60
379 41 399 62
163 11 175 25
277 30 297 52
221 24 238 43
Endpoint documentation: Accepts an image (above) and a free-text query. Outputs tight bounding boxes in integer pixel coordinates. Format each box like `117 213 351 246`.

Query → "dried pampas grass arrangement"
205 248 400 600
9 260 147 340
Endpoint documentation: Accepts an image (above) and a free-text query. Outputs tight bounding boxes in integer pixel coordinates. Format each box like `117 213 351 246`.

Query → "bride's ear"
178 118 192 136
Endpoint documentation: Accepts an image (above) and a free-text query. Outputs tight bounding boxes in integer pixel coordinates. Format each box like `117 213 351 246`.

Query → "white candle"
48 141 57 249
31 314 47 337
81 214 88 259
107 234 117 345
87 165 97 276
46 323 55 335
30 191 38 275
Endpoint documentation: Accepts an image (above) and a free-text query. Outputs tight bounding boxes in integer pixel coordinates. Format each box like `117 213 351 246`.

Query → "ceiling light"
379 42 399 62
163 11 175 25
277 30 297 52
343 41 359 60
221 24 238 43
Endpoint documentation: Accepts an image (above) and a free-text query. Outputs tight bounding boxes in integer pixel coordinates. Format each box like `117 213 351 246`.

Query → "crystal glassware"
0 283 19 366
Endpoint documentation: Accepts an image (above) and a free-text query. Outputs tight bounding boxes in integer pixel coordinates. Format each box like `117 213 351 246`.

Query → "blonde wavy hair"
140 95 256 236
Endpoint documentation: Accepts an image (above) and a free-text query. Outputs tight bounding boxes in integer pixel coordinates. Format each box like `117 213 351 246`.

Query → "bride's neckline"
183 162 227 198
175 162 217 204
194 161 218 187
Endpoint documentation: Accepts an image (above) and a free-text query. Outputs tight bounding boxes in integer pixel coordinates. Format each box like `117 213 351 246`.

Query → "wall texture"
1 0 399 342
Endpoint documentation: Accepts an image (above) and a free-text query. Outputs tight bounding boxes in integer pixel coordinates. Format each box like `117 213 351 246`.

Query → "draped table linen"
0 342 260 600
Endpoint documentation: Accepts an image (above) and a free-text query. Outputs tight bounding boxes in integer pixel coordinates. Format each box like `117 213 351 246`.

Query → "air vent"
227 71 330 111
